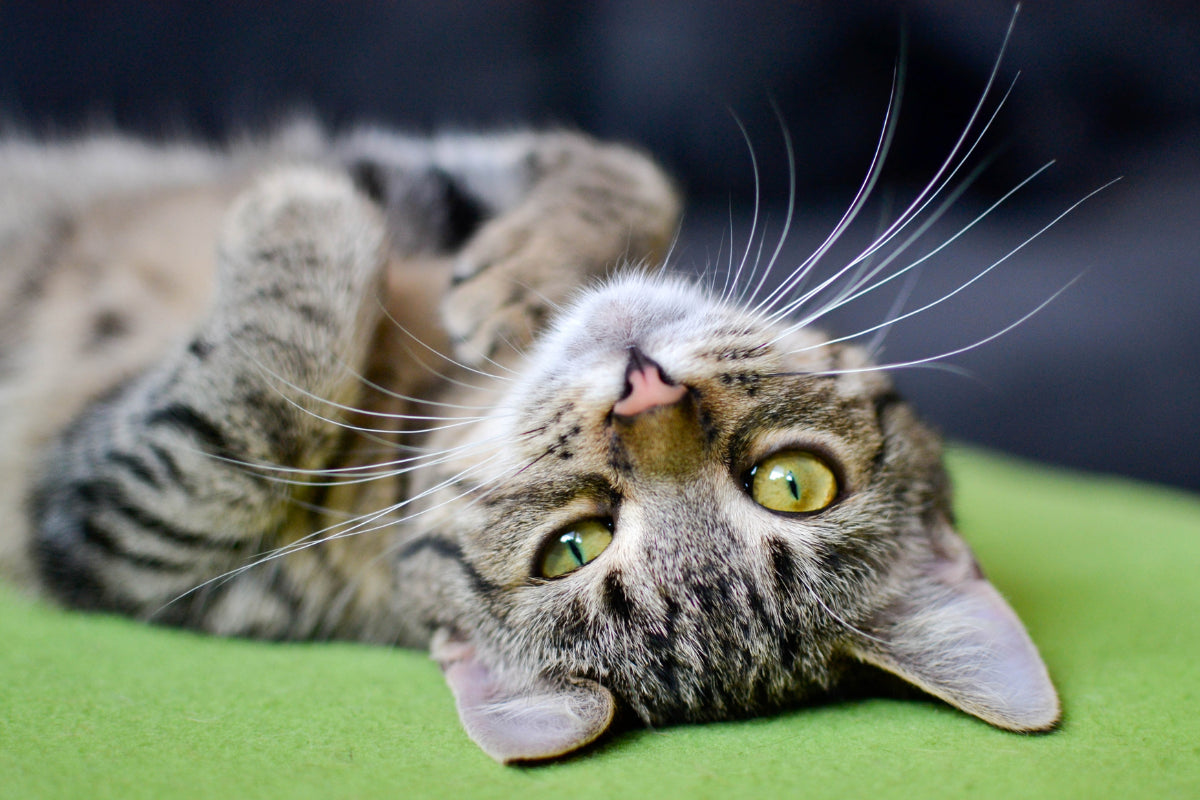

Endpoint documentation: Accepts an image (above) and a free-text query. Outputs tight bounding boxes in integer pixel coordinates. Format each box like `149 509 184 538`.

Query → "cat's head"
413 272 1058 763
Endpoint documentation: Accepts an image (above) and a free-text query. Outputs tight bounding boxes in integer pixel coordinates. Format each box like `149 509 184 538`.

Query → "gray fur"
0 124 1056 763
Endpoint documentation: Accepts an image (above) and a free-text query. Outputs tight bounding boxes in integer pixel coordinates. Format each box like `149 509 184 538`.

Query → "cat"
0 78 1060 764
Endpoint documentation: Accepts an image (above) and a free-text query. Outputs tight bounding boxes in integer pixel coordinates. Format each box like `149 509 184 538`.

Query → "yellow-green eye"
539 519 614 579
747 450 839 514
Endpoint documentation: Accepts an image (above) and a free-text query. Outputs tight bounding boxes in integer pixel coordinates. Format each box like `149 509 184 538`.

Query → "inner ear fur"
845 521 1060 732
431 630 616 764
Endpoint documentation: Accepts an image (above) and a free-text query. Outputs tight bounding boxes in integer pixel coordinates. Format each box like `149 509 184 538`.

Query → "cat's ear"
431 630 616 763
844 522 1060 731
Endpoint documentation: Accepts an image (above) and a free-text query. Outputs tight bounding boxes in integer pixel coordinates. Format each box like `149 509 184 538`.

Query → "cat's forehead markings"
722 376 883 464
480 472 616 511
712 346 768 362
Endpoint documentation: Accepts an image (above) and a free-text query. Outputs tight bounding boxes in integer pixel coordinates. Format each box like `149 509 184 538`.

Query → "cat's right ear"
431 630 616 764
844 522 1060 732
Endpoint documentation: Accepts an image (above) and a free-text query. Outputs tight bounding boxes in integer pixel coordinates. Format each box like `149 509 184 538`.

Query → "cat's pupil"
538 519 614 579
747 451 839 514
562 532 586 566
772 467 802 500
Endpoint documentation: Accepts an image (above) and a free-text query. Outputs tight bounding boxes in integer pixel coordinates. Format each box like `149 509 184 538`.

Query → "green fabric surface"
2 447 1198 799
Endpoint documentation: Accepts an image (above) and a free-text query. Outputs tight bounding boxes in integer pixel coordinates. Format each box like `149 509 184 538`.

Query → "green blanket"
3 448 1198 798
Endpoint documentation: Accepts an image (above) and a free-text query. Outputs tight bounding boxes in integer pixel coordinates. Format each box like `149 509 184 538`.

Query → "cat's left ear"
431 630 616 764
844 521 1060 731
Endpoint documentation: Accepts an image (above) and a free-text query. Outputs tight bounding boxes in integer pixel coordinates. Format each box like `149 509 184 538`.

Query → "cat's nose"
608 347 702 478
612 347 686 418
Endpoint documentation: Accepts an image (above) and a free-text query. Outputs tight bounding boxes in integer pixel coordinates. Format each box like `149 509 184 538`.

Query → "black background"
2 1 1197 491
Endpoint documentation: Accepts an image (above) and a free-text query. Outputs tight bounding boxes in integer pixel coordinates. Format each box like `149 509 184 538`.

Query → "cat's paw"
440 212 583 364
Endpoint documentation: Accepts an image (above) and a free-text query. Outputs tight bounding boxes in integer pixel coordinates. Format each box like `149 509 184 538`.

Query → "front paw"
441 214 595 365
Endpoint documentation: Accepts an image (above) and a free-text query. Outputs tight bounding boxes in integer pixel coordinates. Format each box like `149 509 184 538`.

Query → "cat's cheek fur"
845 522 1060 732
431 629 616 763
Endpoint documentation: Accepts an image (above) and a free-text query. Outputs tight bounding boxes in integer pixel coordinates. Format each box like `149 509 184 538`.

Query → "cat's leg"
29 167 391 637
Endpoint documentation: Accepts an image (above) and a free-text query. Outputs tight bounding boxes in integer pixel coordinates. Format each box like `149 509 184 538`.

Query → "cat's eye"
746 450 839 514
538 519 614 579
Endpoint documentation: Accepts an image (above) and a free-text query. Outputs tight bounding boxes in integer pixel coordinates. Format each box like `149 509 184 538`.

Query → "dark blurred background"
1 1 1197 491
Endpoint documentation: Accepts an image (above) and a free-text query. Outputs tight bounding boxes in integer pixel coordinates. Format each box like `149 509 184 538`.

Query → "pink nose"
612 352 687 417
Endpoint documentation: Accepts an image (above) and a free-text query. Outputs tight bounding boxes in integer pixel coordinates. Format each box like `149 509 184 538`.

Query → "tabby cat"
0 99 1059 761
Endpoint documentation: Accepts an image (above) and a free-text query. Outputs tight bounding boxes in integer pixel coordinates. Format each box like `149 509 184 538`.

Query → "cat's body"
0 120 1058 762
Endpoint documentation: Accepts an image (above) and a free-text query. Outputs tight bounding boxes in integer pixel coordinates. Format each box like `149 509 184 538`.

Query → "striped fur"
0 123 1057 762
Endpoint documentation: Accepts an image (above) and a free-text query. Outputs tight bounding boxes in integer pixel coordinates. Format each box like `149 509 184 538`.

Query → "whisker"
749 53 905 319
401 339 500 395
785 154 1018 330
187 427 511 485
164 449 513 608
767 154 1015 343
764 75 1016 330
782 176 1117 351
772 274 1082 378
375 292 515 384
743 97 798 308
804 572 890 646
864 251 920 360
344 364 506 411
722 108 764 306
758 12 1023 327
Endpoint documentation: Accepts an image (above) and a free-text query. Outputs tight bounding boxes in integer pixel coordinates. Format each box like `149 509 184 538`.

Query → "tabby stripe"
143 402 271 487
81 518 192 573
145 442 185 485
146 402 232 456
690 574 733 617
262 564 305 630
107 451 162 488
397 535 499 597
293 302 337 332
230 322 310 357
651 650 681 698
746 585 780 643
767 537 797 595
602 571 635 622
248 285 337 331
766 537 822 671
187 337 214 360
643 592 679 663
433 167 487 250
74 478 247 552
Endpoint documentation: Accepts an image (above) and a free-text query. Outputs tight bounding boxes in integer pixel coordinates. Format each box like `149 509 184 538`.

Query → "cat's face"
413 274 1057 763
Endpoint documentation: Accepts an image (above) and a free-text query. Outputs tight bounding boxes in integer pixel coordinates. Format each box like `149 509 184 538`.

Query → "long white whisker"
865 252 920 360
765 75 1018 329
344 365 506 411
165 449 513 607
778 274 1081 377
723 109 764 306
784 154 1038 330
750 54 905 318
761 11 1021 325
374 293 515 383
744 98 798 308
783 176 1116 350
